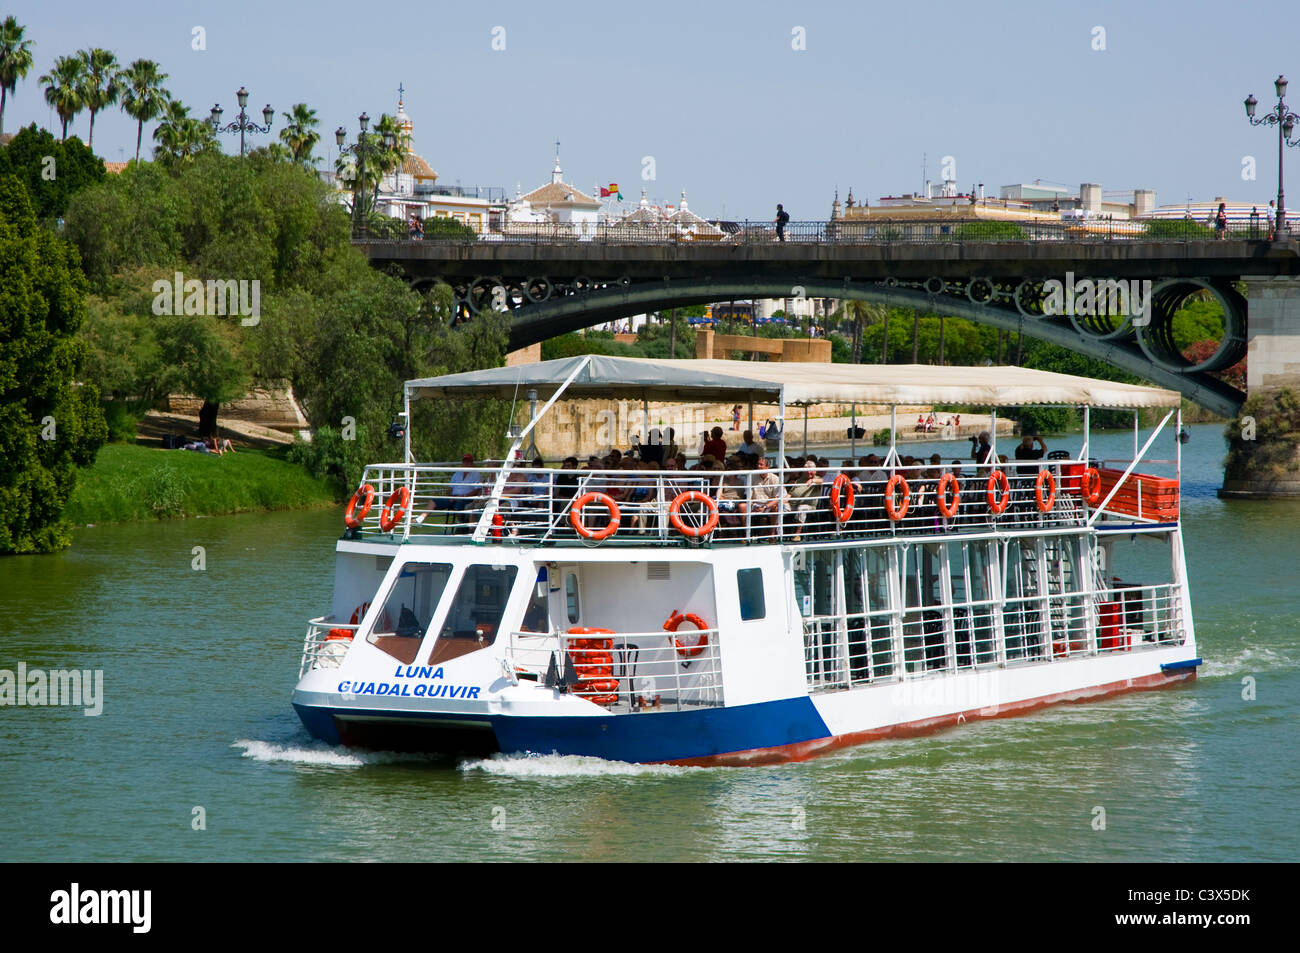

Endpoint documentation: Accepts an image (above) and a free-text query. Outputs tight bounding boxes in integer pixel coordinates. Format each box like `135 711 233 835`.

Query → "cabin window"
368 562 453 664
737 568 765 621
565 572 580 624
440 565 519 643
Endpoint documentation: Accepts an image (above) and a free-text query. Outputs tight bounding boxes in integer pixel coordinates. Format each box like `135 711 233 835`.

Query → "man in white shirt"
739 429 764 458
447 454 483 509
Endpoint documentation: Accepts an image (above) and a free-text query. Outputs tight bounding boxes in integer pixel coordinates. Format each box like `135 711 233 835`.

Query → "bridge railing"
355 216 1289 245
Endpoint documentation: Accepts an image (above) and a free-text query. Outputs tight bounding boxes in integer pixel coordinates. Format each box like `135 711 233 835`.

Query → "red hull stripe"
661 667 1198 768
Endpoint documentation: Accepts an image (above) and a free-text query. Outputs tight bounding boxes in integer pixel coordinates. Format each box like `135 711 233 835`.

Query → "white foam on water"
1200 643 1294 678
231 739 433 767
460 752 703 778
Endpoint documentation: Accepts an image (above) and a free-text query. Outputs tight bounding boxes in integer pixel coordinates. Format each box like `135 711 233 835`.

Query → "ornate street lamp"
209 86 274 156
337 113 401 239
1244 75 1300 239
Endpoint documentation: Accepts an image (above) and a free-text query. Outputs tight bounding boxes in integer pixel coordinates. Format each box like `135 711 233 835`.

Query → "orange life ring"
1080 466 1102 506
668 490 719 538
570 491 620 541
884 474 910 521
664 610 709 658
986 470 1010 515
1034 469 1056 513
378 485 411 532
830 473 855 522
343 484 375 529
937 472 961 519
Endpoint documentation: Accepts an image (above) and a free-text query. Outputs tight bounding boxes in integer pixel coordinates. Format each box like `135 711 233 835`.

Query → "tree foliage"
0 174 107 552
0 123 104 219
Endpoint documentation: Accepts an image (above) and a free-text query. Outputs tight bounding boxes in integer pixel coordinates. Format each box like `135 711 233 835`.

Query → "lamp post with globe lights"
1245 75 1300 239
336 112 396 239
208 87 274 157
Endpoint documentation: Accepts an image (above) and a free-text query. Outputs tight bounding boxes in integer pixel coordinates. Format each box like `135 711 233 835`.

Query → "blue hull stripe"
295 697 832 763
490 697 831 763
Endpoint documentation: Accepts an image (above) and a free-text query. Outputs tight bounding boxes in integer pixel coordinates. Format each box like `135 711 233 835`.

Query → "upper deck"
346 454 1180 549
356 354 1185 550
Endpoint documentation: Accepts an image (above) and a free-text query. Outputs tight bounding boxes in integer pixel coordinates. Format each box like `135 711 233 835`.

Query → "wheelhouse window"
428 564 520 665
737 568 765 621
368 562 453 664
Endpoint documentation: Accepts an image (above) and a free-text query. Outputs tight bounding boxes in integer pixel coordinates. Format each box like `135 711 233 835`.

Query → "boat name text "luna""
338 681 481 699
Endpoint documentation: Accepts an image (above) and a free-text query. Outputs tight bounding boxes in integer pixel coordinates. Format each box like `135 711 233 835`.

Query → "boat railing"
798 580 1185 694
504 627 724 714
347 458 1177 546
300 615 357 678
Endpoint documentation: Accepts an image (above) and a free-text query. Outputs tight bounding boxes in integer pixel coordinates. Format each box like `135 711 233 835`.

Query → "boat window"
367 562 453 664
438 564 520 645
737 568 765 621
520 568 550 633
565 572 580 624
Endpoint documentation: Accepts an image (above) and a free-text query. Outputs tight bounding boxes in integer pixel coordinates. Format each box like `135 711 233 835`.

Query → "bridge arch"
498 277 1246 416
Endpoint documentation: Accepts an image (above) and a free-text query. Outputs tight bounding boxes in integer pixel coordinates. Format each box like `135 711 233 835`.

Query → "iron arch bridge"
362 232 1300 418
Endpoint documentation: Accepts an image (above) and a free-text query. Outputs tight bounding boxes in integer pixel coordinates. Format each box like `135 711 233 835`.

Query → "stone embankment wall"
167 381 309 434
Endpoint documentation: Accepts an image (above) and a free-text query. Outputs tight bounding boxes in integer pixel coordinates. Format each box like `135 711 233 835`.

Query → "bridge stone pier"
360 229 1300 497
1220 276 1300 498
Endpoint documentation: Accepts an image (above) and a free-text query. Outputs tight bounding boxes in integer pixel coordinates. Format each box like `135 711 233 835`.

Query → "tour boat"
291 356 1200 766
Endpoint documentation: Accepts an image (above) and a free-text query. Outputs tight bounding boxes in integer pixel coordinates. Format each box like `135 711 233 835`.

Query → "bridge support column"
1220 276 1300 498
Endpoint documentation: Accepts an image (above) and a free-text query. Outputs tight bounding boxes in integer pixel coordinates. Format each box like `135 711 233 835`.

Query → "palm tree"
152 98 216 167
118 58 169 162
880 307 891 363
910 309 920 363
77 47 119 151
335 113 403 219
0 16 35 136
40 54 84 141
278 102 320 167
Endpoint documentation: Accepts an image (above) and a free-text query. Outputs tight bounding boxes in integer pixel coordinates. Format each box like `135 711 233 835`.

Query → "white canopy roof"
406 355 1180 408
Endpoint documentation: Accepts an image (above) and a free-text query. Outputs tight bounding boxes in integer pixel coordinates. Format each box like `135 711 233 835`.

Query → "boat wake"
1200 642 1295 679
460 752 704 778
231 738 436 767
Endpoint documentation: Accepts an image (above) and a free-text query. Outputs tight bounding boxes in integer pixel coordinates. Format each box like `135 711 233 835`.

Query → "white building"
506 151 602 238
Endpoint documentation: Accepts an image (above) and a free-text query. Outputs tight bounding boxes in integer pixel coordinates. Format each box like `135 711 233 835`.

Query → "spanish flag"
600 183 623 200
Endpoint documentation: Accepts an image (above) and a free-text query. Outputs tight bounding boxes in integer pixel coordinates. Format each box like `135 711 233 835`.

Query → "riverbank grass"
65 444 340 525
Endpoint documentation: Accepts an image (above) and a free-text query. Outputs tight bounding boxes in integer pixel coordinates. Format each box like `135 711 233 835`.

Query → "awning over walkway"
405 355 1180 408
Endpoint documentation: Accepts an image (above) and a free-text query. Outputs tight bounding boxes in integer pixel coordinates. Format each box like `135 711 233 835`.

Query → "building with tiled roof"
506 149 601 237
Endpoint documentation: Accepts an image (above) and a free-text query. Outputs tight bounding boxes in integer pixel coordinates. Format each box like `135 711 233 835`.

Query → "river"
0 423 1296 861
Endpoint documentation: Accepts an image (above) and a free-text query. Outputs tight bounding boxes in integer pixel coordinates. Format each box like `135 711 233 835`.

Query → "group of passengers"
433 426 1056 539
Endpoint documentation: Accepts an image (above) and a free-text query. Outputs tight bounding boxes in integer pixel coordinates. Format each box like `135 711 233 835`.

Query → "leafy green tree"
118 58 169 162
953 221 1027 240
0 16 35 136
62 163 183 289
0 174 107 552
0 123 105 219
153 313 250 436
1144 218 1214 240
40 54 84 141
76 48 119 151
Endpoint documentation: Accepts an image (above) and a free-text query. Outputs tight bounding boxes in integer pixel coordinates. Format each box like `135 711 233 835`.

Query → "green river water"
1 423 1296 862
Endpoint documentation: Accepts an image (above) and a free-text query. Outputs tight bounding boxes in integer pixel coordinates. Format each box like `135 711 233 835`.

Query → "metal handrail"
354 217 1283 246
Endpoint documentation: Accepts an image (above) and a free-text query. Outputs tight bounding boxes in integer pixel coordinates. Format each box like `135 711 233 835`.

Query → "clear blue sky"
5 0 1299 219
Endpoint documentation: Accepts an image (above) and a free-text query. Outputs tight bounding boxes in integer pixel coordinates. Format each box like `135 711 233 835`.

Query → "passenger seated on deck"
789 461 824 541
717 466 750 533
